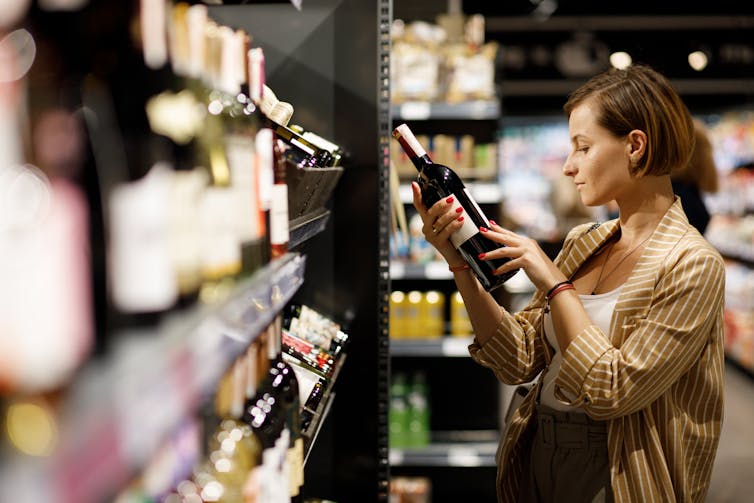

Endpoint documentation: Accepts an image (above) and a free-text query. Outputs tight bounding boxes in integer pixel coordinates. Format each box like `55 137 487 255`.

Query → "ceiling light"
688 50 709 71
609 51 632 70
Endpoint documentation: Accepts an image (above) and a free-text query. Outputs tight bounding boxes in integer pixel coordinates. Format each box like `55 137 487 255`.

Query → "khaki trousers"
518 404 613 503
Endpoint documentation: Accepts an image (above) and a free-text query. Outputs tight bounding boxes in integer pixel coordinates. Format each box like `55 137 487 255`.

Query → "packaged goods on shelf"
390 476 431 503
390 17 497 104
390 371 430 449
390 290 445 339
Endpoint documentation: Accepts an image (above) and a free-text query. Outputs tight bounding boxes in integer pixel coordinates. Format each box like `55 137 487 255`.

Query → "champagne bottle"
392 123 518 291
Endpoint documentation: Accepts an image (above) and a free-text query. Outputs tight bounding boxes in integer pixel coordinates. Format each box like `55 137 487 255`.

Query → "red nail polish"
457 216 464 222
446 196 454 204
489 220 496 226
478 253 486 259
455 207 463 214
480 226 488 232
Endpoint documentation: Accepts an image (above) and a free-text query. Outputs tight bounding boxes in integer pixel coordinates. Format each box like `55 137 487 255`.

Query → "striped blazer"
469 198 726 502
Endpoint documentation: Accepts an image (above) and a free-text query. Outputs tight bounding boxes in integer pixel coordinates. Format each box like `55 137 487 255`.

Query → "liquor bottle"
245 319 304 501
195 356 263 503
392 123 518 291
264 116 334 168
288 124 344 167
284 304 349 359
270 315 305 501
270 132 290 259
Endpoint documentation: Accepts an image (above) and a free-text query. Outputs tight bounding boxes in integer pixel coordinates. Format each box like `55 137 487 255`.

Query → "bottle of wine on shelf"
270 131 290 259
392 123 518 291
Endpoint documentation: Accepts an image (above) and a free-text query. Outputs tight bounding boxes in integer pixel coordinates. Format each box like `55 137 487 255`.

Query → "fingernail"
478 253 486 259
446 196 454 204
455 207 463 214
480 226 488 232
489 220 496 226
457 216 464 222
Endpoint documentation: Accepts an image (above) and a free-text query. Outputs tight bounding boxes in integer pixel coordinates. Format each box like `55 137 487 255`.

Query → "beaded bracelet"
448 263 471 272
546 280 574 301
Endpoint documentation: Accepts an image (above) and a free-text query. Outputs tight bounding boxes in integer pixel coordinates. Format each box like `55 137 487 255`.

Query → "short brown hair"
563 64 695 177
672 119 719 193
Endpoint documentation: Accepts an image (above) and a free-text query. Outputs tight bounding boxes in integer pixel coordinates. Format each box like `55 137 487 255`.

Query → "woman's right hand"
411 182 465 266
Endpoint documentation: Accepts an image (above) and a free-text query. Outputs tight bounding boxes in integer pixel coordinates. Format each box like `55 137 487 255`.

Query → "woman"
413 64 725 502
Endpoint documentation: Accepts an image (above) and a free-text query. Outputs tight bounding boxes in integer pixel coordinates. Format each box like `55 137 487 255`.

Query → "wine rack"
0 0 386 502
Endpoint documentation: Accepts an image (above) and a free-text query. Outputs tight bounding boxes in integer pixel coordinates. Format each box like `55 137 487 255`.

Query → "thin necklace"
591 233 652 295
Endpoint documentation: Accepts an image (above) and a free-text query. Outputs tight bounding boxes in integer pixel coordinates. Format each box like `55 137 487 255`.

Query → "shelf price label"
441 338 471 357
400 101 431 120
447 446 482 467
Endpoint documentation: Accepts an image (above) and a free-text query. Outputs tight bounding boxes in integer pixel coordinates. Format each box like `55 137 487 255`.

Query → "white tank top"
539 286 622 412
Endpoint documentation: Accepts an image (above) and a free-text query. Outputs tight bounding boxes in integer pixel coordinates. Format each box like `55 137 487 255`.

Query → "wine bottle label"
226 135 262 241
283 329 315 355
270 184 289 245
448 188 490 249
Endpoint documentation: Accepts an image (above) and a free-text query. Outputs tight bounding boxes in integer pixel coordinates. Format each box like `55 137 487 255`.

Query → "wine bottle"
270 315 305 501
270 132 290 259
267 118 334 168
392 123 518 291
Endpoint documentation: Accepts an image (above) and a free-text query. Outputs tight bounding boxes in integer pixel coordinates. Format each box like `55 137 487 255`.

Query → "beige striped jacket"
469 197 726 502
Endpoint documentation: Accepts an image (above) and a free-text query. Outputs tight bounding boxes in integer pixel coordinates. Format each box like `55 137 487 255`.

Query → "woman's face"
563 100 634 208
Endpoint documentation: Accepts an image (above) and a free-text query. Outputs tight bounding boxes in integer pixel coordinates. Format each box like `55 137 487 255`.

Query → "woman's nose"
562 156 576 176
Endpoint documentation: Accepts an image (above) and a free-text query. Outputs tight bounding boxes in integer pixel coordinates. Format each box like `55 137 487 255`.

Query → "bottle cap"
258 84 278 116
269 101 294 126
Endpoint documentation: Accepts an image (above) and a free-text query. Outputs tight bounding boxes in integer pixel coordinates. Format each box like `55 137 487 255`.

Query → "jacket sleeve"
468 223 595 385
554 240 726 419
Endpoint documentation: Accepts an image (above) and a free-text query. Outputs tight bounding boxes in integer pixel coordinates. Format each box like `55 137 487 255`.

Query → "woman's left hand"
481 221 567 292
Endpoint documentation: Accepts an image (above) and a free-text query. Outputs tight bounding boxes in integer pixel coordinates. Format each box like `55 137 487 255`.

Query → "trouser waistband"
535 403 607 449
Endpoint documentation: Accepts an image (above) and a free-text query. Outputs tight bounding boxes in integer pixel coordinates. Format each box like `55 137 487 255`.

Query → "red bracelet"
449 263 471 272
546 281 575 301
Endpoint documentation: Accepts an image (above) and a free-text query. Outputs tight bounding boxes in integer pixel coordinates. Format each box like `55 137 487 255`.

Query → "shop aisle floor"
707 361 754 502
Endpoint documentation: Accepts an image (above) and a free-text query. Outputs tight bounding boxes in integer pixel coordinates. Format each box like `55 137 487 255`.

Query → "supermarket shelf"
1 253 307 503
390 260 453 280
390 431 500 467
302 353 347 463
390 337 474 357
303 390 336 466
397 182 501 204
391 100 501 121
290 207 332 249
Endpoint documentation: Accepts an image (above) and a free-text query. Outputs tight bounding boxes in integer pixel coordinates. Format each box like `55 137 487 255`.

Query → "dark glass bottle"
392 123 518 291
270 132 290 259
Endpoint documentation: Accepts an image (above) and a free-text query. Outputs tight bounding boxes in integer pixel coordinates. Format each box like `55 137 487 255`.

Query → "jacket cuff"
555 325 611 405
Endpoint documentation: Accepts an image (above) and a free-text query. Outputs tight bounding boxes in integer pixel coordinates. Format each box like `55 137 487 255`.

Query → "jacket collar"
559 198 691 334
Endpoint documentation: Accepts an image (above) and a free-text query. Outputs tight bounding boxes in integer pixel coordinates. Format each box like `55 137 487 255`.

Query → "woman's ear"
626 129 647 167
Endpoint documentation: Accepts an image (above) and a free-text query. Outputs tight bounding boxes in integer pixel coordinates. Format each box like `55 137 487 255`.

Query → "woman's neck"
615 175 674 241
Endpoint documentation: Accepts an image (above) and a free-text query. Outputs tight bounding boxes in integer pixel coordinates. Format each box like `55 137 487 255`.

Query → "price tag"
424 261 452 279
441 338 470 357
390 262 406 279
447 446 482 467
389 449 405 465
400 101 431 120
